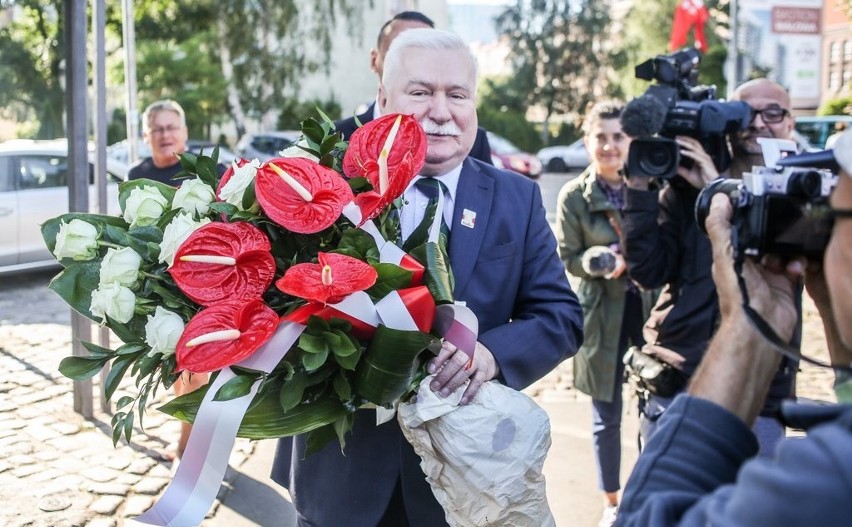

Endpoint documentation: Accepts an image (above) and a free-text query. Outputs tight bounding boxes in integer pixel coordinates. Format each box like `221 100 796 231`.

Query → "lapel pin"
461 208 476 229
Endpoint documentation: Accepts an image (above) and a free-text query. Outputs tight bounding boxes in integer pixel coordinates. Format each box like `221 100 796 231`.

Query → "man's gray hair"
382 28 478 91
142 99 186 132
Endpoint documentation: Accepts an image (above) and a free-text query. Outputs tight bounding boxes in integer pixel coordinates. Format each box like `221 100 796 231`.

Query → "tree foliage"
617 0 728 98
1 0 367 140
495 0 626 132
0 1 67 138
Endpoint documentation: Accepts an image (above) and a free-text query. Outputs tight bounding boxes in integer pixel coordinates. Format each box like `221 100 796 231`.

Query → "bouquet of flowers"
43 111 462 454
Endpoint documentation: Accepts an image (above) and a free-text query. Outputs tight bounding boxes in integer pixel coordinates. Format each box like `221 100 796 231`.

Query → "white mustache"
420 119 462 136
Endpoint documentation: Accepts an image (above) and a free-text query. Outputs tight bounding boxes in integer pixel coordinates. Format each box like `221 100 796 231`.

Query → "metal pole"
726 0 740 98
93 0 112 414
66 0 93 418
122 0 139 164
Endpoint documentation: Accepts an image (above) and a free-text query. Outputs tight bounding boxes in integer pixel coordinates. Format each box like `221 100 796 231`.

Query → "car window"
251 137 278 155
0 156 12 191
18 155 68 190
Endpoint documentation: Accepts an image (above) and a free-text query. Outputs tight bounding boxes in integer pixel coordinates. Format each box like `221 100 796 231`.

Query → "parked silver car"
537 139 590 172
0 139 124 275
235 131 301 162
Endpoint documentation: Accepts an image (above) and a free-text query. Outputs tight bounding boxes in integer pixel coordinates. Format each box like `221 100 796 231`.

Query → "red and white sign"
771 7 821 34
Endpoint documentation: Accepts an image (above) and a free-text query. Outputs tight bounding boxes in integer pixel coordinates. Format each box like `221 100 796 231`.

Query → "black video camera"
624 49 752 179
695 139 839 258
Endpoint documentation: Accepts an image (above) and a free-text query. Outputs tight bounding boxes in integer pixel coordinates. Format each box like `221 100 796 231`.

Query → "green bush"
477 106 543 153
277 97 343 130
818 95 852 116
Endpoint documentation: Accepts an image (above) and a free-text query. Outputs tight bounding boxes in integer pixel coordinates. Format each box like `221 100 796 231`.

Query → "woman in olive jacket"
555 101 655 526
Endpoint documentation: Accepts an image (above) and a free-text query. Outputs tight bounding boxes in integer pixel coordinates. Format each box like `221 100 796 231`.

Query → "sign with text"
739 0 822 103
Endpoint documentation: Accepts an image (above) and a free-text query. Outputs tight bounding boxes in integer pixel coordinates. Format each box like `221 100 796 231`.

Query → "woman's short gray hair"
382 28 478 92
142 99 186 132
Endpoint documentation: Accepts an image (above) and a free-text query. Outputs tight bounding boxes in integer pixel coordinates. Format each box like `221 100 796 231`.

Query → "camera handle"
733 254 852 374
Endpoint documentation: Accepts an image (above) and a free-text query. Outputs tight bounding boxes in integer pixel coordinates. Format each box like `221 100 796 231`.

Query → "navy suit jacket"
335 102 495 166
271 158 583 526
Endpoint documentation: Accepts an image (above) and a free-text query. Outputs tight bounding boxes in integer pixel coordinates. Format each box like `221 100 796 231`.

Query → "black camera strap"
734 257 852 374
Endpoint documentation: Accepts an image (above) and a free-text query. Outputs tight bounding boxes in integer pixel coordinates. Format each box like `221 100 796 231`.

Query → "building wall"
821 0 852 108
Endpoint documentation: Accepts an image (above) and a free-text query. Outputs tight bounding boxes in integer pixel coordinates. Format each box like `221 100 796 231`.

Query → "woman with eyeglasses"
620 77 800 462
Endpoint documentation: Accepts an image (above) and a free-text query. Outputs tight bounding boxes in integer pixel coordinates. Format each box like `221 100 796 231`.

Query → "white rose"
280 141 320 163
98 247 142 287
53 219 99 261
172 178 216 217
123 186 169 227
219 159 261 210
144 306 185 357
158 213 211 267
90 282 136 324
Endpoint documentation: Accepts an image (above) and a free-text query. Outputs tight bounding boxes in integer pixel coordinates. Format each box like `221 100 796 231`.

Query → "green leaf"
332 413 355 450
333 372 352 401
81 341 115 357
329 329 357 357
195 154 219 188
123 410 135 443
333 346 362 371
116 396 134 410
208 202 239 216
279 372 308 411
241 180 257 211
367 263 414 300
336 229 377 260
347 176 371 192
302 348 329 371
354 326 436 405
298 333 328 355
304 423 338 456
106 316 138 344
116 343 146 355
111 413 125 446
58 355 110 380
159 381 349 439
48 262 102 320
105 354 138 401
214 375 256 401
302 119 325 145
408 241 455 305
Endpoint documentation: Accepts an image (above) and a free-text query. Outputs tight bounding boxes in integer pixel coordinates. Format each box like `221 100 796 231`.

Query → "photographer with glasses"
622 78 801 457
617 129 852 527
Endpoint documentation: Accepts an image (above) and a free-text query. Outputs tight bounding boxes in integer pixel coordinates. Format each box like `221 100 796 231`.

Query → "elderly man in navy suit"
272 28 583 527
335 11 494 166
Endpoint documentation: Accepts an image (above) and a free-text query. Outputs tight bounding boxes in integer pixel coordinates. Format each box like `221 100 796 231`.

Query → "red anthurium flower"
169 222 276 306
342 114 427 223
276 252 378 305
255 157 354 234
176 299 279 373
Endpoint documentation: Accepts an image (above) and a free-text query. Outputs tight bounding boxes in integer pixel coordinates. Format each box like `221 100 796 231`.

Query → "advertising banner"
738 0 822 106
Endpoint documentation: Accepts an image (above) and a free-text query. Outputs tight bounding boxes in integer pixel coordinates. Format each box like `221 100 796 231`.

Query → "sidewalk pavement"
0 271 638 526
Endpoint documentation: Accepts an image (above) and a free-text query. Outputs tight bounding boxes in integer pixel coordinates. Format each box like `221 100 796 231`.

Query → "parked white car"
0 139 124 275
537 139 590 172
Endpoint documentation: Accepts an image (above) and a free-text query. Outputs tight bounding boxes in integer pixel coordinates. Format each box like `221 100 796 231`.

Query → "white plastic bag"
398 376 555 527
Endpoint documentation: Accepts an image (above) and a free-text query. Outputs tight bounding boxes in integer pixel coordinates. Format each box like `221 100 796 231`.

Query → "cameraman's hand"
705 194 802 341
676 136 719 190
